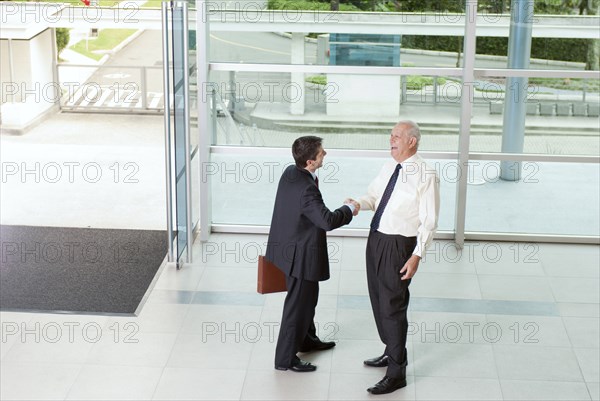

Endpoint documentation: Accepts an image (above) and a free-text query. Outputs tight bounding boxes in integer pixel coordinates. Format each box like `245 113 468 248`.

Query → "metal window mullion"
180 1 193 263
455 0 478 249
469 153 600 163
161 2 174 262
209 63 463 76
197 0 212 242
476 68 599 79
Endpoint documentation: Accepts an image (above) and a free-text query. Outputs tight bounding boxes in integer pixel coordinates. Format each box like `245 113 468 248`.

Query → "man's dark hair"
292 136 323 168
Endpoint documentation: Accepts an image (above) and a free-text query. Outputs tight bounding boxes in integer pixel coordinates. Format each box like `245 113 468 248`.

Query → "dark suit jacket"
266 165 353 282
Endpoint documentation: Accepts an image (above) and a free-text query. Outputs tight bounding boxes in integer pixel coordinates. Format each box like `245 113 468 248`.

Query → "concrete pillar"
500 0 534 181
0 28 57 131
290 32 305 115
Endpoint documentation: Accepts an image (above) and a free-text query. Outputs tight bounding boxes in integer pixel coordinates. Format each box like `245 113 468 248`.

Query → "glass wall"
200 4 600 241
465 160 600 236
210 153 457 233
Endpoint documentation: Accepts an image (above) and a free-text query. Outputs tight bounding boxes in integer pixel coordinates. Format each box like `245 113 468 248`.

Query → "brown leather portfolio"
257 255 287 294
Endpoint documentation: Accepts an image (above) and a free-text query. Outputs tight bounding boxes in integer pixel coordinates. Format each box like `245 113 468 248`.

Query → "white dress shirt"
359 154 440 257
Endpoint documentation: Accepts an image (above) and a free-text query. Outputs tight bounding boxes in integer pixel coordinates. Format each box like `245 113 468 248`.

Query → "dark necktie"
315 176 319 188
370 164 401 232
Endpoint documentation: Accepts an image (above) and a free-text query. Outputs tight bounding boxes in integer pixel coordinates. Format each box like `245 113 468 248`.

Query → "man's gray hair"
396 120 421 148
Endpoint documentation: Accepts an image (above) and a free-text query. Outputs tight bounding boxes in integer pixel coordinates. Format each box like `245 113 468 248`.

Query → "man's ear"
409 137 417 149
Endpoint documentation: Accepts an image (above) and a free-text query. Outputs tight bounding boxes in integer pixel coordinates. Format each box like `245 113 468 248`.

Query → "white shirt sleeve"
413 168 440 257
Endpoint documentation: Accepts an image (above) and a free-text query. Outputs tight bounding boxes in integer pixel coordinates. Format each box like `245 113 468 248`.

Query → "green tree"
55 28 70 58
580 0 599 70
532 0 599 70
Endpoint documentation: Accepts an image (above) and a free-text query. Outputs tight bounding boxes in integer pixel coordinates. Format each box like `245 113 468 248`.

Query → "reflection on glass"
471 77 599 155
329 34 401 66
466 161 599 236
207 70 462 151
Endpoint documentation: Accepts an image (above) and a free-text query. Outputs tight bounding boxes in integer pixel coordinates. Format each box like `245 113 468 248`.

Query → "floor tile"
538 244 600 278
478 275 554 302
195 267 259 292
0 363 82 400
500 379 591 400
409 311 489 344
563 317 600 348
557 303 600 318
415 376 502 400
549 277 600 304
153 367 246 400
2 323 96 364
66 364 163 400
473 242 545 276
240 370 330 400
3 236 600 401
574 347 600 383
411 273 482 300
419 240 477 275
180 304 263 334
107 303 190 334
167 333 254 370
86 331 177 367
154 264 205 291
335 309 380 341
413 343 497 379
493 345 582 381
338 270 369 295
588 382 600 401
483 315 569 347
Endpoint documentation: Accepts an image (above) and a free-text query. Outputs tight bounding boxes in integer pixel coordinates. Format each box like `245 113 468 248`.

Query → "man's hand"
344 198 361 216
399 255 421 280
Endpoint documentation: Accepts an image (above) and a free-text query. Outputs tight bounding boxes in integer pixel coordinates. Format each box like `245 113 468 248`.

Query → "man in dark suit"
266 136 358 372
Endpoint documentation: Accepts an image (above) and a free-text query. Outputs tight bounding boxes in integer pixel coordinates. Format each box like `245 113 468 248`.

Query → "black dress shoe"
363 354 389 367
275 358 317 372
298 339 336 353
367 375 407 395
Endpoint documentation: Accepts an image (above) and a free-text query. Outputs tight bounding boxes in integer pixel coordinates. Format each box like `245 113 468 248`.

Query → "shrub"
56 28 70 57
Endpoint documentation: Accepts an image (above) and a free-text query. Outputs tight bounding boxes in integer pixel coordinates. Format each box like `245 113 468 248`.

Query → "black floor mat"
0 225 168 314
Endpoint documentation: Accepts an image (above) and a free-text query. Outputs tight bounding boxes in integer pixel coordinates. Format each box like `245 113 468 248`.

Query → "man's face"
308 146 326 171
390 126 412 161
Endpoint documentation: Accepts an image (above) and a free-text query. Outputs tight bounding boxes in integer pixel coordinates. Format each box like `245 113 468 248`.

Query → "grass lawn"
70 29 137 61
7 0 122 4
529 77 600 92
140 0 163 8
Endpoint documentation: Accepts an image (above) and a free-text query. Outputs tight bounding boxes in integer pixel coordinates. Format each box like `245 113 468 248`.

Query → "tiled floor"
1 235 598 400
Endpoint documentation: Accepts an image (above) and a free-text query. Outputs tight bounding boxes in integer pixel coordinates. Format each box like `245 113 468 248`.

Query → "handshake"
344 198 361 216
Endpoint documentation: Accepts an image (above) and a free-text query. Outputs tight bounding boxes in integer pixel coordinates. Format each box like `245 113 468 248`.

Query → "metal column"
500 0 534 181
454 0 478 248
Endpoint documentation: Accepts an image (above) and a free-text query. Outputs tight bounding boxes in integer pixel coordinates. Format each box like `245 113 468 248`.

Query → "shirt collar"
399 153 419 167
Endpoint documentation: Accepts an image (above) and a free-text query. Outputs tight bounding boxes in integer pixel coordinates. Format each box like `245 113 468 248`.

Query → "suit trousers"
366 230 417 379
275 275 319 368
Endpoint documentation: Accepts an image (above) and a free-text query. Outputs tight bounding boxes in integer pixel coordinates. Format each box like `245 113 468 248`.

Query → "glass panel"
209 30 464 69
475 3 598 72
172 5 188 260
188 5 201 232
56 65 168 111
207 70 462 151
210 153 455 233
465 160 600 236
470 76 599 156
